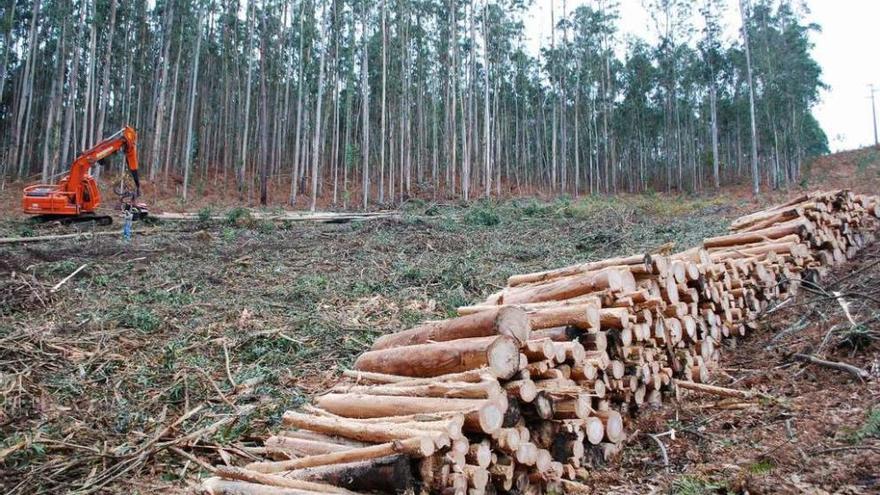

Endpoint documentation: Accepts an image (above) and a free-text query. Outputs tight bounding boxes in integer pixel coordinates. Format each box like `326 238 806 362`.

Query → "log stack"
200 190 880 495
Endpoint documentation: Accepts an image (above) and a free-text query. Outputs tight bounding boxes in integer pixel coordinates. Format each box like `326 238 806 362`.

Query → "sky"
524 0 880 152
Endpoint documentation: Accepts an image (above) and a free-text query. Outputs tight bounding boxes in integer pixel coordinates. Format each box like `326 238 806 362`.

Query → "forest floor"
1 147 879 494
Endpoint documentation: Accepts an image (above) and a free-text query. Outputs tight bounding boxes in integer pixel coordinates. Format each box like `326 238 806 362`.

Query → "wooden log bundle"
200 190 880 495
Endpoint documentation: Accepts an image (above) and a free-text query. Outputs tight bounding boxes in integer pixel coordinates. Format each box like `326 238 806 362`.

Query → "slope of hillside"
804 146 880 192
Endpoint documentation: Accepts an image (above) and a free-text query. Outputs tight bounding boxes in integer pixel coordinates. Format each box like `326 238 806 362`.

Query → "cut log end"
585 417 605 445
487 336 521 379
478 400 505 434
496 306 532 344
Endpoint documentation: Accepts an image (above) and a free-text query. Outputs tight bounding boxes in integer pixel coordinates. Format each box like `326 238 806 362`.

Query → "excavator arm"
67 126 140 199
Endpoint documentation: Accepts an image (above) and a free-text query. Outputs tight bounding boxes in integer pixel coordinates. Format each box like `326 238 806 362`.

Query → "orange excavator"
22 126 148 225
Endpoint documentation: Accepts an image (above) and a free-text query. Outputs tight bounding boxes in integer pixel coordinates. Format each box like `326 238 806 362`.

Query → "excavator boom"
22 126 144 223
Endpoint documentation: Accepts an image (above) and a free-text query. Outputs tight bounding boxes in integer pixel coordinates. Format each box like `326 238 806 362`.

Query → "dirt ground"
1 150 879 494
588 243 880 495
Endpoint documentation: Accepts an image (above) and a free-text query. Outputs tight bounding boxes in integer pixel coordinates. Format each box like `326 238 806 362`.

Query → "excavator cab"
23 174 108 223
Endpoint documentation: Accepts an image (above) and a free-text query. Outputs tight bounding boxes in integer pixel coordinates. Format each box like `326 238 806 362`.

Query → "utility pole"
870 84 879 147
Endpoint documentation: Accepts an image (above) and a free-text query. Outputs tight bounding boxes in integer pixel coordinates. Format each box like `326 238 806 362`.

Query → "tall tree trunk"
42 21 66 182
149 0 175 182
0 0 16 105
710 81 720 189
239 0 254 200
379 0 386 204
360 0 370 209
483 0 491 198
740 0 760 197
81 0 97 151
183 11 204 202
10 0 40 177
163 31 184 186
290 0 308 205
310 1 329 212
60 2 87 173
258 8 270 206
95 0 118 145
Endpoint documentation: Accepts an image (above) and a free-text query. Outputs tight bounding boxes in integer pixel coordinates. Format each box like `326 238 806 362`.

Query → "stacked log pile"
200 190 880 495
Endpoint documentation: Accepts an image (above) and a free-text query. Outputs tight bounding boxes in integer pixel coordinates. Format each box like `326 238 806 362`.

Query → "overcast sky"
524 1 880 152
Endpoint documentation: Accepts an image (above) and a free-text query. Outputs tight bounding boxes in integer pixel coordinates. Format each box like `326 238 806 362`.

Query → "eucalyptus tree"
0 0 829 206
699 0 724 189
739 0 760 195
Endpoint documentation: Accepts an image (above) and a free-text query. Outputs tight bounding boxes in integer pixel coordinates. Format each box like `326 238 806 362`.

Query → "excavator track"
31 214 114 226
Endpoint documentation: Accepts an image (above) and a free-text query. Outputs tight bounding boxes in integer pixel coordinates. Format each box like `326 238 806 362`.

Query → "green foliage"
221 227 238 241
395 262 425 284
197 207 214 224
225 207 254 227
131 288 193 307
520 198 555 217
575 228 622 253
671 476 727 495
113 307 161 333
287 274 329 303
463 202 501 227
92 273 110 287
438 286 470 317
400 198 427 213
837 324 878 351
799 175 810 189
17 224 35 237
47 259 79 276
850 408 880 443
748 458 775 475
0 435 46 469
113 399 150 434
256 220 277 234
856 150 880 173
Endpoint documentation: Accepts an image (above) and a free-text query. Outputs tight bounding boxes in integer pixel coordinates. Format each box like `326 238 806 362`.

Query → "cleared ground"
1 149 879 494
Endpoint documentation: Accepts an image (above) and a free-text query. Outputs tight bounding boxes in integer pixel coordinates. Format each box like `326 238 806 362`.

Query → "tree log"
370 307 530 350
355 335 520 379
592 410 624 443
527 304 601 330
530 326 585 342
456 295 603 316
584 417 605 445
500 269 626 305
277 455 414 493
215 467 359 494
313 394 505 434
673 379 755 399
281 411 442 448
200 478 330 495
505 379 538 403
507 254 651 287
330 380 501 400
245 438 433 473
264 437 354 457
793 353 870 380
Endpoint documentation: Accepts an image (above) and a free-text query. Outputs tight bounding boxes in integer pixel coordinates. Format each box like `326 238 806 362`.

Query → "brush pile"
199 190 880 495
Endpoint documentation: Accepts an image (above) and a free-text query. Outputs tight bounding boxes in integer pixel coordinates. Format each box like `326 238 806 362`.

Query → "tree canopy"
0 0 828 206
